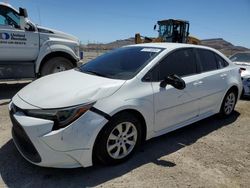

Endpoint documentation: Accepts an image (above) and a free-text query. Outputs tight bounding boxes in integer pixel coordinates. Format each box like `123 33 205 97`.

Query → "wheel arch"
223 85 239 101
228 85 239 97
115 109 147 143
217 85 239 113
105 109 147 143
92 108 148 163
38 51 77 75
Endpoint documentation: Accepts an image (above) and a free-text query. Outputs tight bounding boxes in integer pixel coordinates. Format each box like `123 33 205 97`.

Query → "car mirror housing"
19 8 28 30
19 8 28 18
160 74 186 90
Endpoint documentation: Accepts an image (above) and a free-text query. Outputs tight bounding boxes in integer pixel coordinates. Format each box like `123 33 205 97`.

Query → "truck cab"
157 19 190 43
0 3 81 79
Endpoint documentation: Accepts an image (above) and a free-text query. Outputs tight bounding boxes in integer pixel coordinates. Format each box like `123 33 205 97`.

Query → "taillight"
239 67 246 74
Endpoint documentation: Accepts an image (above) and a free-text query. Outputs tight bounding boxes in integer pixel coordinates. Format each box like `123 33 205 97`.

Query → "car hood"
37 26 79 43
15 69 126 109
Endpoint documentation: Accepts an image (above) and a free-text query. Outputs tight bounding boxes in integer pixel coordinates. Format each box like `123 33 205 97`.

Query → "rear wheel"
40 57 74 76
94 112 142 165
220 89 237 117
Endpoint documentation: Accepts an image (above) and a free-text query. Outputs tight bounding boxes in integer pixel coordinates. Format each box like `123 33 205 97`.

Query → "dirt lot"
0 81 250 188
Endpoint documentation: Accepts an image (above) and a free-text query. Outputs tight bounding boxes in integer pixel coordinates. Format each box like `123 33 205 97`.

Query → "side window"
142 63 159 82
0 15 7 25
0 5 20 28
215 54 229 68
159 48 197 80
197 49 218 72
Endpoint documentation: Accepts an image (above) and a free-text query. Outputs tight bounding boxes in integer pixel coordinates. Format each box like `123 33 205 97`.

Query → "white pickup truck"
0 3 81 79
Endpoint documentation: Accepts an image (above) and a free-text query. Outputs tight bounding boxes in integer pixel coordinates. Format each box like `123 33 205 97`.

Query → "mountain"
81 38 249 56
81 38 134 51
200 38 249 56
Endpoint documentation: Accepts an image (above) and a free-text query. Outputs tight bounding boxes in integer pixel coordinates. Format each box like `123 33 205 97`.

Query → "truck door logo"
0 33 10 40
0 32 26 45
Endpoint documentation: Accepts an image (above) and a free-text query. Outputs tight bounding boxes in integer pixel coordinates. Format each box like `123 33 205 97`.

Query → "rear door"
194 48 229 116
150 48 201 132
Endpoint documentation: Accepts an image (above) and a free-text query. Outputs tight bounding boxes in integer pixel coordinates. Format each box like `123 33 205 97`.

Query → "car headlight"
24 103 95 130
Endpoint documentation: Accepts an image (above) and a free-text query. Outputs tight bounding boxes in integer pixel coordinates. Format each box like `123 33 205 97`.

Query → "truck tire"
40 57 74 76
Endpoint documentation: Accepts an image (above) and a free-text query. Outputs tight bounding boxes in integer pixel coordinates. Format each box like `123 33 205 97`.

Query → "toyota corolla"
9 43 242 168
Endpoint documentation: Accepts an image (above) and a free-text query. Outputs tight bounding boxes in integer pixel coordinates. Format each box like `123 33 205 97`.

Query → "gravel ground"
0 81 250 188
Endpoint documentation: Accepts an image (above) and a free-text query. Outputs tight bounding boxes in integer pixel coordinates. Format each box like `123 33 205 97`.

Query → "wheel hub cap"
53 65 66 73
224 92 236 115
107 122 138 159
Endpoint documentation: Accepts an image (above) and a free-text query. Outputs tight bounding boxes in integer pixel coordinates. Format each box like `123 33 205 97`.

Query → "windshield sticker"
141 48 161 53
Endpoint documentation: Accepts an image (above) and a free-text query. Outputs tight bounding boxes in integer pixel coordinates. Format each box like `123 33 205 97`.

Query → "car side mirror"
154 24 157 30
19 8 28 30
160 74 186 90
19 8 28 18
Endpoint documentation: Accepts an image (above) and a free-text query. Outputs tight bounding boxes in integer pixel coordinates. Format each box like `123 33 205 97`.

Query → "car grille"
10 105 41 163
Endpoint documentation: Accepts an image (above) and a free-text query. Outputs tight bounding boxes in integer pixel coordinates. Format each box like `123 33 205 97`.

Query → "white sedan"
9 43 242 168
230 52 250 96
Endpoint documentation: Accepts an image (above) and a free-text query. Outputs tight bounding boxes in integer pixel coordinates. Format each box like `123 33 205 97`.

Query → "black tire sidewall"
94 112 142 165
220 90 237 117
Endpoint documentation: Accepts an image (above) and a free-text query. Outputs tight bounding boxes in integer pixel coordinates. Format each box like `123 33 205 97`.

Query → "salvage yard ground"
0 52 249 187
1 83 250 188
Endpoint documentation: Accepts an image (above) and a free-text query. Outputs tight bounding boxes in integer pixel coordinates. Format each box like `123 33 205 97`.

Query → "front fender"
94 98 155 140
49 44 79 60
35 41 80 73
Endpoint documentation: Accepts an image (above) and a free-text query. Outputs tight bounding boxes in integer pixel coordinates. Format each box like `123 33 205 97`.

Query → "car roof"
0 2 18 13
126 42 232 64
127 42 217 51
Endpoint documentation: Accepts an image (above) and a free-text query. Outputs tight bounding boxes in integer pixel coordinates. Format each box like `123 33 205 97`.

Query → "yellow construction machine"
135 19 200 45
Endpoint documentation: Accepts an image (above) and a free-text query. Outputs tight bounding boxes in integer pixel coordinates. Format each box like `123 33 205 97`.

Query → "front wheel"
94 112 142 165
40 57 74 76
220 89 237 117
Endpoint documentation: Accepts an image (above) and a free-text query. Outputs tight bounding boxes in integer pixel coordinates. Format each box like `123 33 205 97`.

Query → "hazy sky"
5 0 250 48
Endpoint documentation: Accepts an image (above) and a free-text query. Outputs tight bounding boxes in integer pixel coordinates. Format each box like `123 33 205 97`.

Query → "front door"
152 48 200 132
0 5 39 79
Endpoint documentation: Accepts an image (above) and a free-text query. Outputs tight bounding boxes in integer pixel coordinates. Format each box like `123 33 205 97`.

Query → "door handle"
220 73 227 79
193 81 203 86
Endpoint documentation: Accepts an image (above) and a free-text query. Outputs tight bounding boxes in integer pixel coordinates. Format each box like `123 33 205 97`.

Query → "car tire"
41 57 74 76
219 89 237 117
94 112 142 165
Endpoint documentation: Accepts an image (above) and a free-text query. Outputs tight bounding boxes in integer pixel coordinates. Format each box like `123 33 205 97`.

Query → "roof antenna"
37 5 42 25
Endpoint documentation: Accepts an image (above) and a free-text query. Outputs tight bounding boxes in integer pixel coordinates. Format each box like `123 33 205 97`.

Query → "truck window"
0 5 20 28
0 15 7 25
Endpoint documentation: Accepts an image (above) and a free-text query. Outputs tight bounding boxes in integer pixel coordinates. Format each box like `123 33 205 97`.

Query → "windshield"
159 24 173 38
230 53 250 63
79 47 163 80
0 5 20 28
